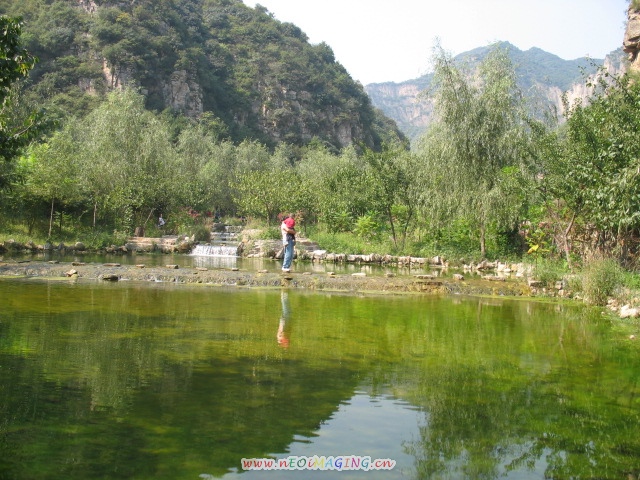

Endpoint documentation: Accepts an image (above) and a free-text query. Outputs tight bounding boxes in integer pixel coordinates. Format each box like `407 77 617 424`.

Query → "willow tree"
27 131 82 237
75 88 179 231
174 119 225 214
418 44 530 257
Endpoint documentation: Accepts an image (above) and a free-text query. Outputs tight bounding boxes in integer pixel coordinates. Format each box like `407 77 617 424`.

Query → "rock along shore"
0 260 532 297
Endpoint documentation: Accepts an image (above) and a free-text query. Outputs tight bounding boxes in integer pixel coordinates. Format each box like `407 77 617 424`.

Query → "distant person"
158 214 166 228
280 214 296 273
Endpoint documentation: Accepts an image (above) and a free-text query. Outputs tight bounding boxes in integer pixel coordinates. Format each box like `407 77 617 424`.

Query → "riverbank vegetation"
1 18 640 308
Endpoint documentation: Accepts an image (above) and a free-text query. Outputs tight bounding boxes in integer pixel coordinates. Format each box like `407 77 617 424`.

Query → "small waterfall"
190 225 241 258
191 244 239 257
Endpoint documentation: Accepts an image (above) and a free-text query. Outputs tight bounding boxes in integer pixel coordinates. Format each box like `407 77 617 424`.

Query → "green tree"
362 144 421 250
0 16 44 181
26 133 81 237
296 144 373 233
234 169 287 224
544 71 640 262
234 146 293 224
174 119 222 213
0 16 35 105
417 43 531 257
74 88 178 231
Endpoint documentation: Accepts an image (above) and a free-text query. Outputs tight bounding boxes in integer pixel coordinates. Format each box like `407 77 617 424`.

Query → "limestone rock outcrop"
163 70 203 118
624 6 640 72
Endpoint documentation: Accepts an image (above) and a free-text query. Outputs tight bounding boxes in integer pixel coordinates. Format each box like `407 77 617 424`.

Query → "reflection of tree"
0 355 157 478
404 365 540 478
2 282 640 478
398 301 640 479
0 283 365 478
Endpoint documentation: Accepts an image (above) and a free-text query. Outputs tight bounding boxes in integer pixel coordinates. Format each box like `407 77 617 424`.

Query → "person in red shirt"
280 214 296 272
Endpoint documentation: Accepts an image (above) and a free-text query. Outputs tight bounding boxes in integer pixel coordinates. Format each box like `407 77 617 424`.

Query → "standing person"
280 214 296 273
158 214 166 228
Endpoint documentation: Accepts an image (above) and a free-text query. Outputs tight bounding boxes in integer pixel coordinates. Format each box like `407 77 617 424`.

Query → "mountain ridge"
365 41 627 142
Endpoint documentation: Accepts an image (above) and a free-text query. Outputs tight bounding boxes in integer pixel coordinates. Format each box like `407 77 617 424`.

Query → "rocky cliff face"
365 82 434 140
560 54 626 106
163 70 204 119
624 5 640 72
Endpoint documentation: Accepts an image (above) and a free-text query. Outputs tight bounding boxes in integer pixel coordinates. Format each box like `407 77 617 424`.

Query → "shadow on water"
0 278 639 479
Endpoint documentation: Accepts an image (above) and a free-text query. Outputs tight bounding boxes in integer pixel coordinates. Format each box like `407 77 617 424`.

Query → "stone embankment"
0 228 572 300
0 259 532 297
2 235 638 319
0 234 542 298
0 235 196 255
241 232 528 274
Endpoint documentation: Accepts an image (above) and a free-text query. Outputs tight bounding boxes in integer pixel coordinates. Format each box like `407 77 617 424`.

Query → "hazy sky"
242 0 630 85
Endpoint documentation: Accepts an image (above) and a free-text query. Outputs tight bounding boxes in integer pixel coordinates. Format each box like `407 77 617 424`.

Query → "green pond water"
1 277 639 479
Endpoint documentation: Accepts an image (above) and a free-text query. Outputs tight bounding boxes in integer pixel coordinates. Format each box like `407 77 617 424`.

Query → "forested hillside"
0 0 405 150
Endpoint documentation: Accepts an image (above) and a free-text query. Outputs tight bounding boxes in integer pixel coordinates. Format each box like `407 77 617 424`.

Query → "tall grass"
580 258 624 306
531 257 569 287
309 229 394 255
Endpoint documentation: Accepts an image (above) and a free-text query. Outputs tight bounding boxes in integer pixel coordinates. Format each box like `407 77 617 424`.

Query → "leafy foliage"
540 70 640 263
416 43 533 257
1 2 639 270
0 15 47 177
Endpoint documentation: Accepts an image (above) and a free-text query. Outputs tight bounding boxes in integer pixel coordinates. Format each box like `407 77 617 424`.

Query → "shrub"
312 230 381 255
532 257 567 287
323 211 352 233
255 226 281 240
81 231 115 249
353 213 380 240
581 258 624 306
192 225 211 242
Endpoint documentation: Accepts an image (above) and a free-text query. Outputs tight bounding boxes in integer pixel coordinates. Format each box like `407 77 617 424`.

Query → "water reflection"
220 391 424 480
277 290 291 348
0 279 639 479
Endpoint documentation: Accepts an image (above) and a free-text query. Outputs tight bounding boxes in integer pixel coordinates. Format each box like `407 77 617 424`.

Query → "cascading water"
190 225 241 257
191 244 239 256
189 225 242 269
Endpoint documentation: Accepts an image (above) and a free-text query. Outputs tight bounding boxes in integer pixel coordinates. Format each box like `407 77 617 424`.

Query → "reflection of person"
280 214 296 273
277 290 290 348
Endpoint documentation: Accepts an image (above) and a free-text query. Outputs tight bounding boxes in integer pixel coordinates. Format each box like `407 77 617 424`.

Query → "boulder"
620 304 640 319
